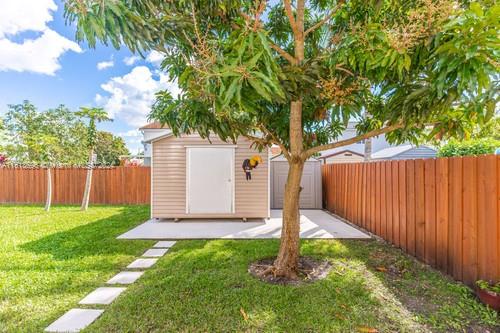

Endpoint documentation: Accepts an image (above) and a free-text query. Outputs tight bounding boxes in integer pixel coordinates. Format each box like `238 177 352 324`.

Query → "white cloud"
97 60 114 70
0 0 81 75
123 55 140 66
95 66 180 128
0 0 56 38
146 51 164 67
117 129 141 137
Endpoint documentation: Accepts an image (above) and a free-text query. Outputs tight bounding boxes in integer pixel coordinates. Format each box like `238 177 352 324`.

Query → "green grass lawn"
0 205 153 332
86 240 499 333
0 206 498 332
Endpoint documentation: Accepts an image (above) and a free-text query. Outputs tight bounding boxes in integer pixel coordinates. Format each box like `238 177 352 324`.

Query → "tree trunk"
44 168 52 211
364 138 372 161
273 159 304 278
273 99 305 278
272 0 306 279
81 149 93 211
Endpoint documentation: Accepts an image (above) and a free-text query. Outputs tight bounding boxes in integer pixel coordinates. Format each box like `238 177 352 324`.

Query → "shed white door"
187 147 234 214
271 160 322 209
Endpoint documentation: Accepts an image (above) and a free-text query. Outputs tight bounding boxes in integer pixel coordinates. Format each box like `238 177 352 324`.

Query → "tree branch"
304 2 343 36
259 124 291 161
283 0 298 37
335 63 355 76
238 3 296 65
303 123 404 158
269 42 297 64
243 132 291 162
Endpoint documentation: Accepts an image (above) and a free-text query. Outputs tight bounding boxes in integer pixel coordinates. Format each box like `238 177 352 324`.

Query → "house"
371 145 437 160
317 121 437 163
317 149 364 164
318 121 392 163
144 129 270 220
140 122 171 166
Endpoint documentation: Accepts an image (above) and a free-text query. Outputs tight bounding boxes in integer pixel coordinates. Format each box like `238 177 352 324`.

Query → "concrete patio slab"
153 240 177 248
118 210 369 240
142 248 169 257
45 308 103 332
127 258 158 269
107 271 144 285
78 287 126 305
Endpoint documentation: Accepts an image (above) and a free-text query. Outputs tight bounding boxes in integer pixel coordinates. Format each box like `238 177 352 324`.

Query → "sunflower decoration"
242 155 263 181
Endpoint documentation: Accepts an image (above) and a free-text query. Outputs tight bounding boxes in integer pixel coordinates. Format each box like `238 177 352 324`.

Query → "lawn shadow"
306 239 499 332
20 205 152 260
148 239 497 333
91 238 406 332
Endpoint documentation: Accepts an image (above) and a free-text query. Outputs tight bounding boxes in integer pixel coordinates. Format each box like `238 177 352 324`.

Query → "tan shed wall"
152 134 269 219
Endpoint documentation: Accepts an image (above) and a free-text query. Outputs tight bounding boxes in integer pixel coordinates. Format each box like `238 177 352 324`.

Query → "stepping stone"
142 248 169 257
79 287 126 305
127 258 158 269
153 241 176 248
107 271 144 285
45 308 103 332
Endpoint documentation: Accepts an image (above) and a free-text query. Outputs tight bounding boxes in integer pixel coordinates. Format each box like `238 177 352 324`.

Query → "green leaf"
248 77 272 101
223 77 240 106
470 2 484 17
246 51 263 68
257 31 273 59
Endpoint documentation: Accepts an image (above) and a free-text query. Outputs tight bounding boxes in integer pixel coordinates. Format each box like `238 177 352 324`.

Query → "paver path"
45 241 176 332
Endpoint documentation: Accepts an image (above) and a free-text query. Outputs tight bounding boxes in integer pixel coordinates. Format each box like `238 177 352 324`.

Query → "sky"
0 0 180 153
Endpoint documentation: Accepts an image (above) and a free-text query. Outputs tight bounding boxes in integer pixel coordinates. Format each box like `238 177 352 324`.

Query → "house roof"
371 145 436 159
139 122 169 130
319 149 364 159
270 146 281 157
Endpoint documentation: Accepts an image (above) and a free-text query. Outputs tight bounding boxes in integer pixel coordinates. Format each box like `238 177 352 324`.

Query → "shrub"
437 138 500 157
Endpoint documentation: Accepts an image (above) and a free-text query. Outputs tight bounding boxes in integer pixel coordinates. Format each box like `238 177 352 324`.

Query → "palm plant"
75 107 112 211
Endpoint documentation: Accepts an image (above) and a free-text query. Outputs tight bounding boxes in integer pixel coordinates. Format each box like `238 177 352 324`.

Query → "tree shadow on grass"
302 239 499 333
89 238 498 333
87 239 420 332
20 205 153 260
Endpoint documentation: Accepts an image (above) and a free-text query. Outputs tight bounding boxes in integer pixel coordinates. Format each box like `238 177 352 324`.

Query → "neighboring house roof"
371 145 436 160
270 146 281 157
139 122 168 130
319 149 364 159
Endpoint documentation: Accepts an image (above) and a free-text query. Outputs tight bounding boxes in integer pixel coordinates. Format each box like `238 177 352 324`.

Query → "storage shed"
270 155 322 209
147 133 269 220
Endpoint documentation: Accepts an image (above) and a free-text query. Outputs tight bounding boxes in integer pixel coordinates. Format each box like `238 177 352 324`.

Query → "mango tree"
66 0 499 278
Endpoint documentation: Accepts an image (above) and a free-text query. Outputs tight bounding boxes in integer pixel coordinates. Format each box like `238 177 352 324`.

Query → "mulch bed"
248 256 332 285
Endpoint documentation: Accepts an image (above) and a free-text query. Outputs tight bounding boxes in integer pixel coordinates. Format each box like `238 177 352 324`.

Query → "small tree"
75 107 112 211
94 131 130 166
2 102 89 165
66 1 498 278
31 134 58 211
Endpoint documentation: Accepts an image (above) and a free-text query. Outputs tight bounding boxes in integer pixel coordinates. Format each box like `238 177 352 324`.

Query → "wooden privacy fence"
0 167 150 205
322 155 499 285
